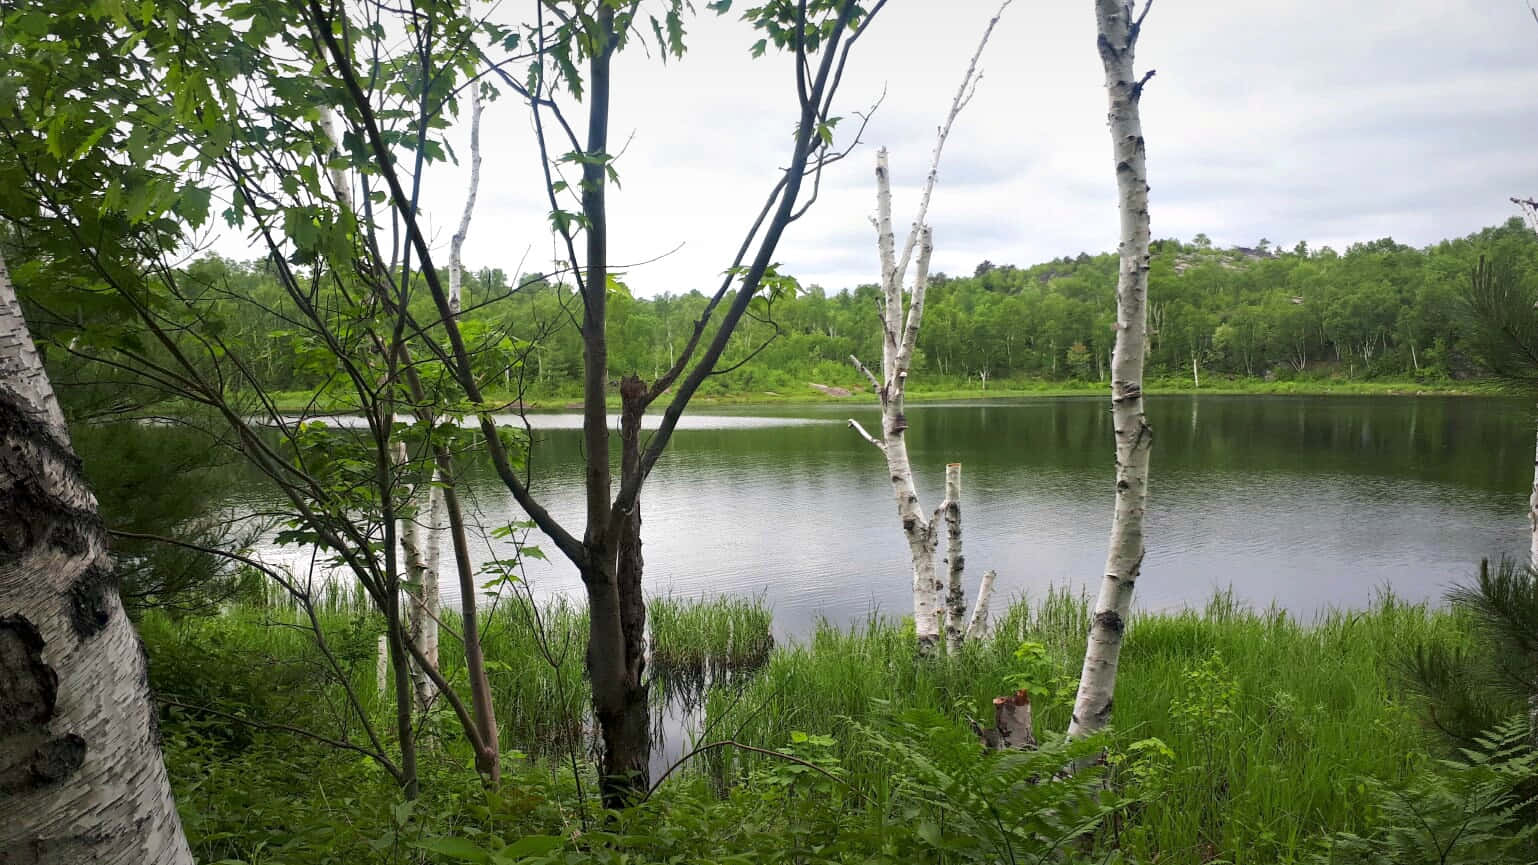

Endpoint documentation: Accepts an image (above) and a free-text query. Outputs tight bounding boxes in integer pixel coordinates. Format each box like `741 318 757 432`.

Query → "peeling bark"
1068 0 1155 740
0 252 192 863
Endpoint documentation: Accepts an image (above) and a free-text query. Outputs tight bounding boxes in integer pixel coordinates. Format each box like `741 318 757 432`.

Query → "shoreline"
263 376 1514 414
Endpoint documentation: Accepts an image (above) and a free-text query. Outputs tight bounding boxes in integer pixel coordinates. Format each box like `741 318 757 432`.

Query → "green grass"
257 374 1511 414
648 593 775 679
698 588 1463 864
142 589 1484 864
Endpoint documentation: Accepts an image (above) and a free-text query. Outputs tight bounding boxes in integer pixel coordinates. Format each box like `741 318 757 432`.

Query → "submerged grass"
648 593 775 679
142 587 1478 864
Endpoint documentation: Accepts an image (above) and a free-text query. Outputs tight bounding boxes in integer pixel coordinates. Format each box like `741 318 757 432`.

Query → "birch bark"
0 252 193 864
845 2 1009 654
1530 408 1538 571
1068 0 1155 740
395 442 438 711
941 463 967 654
405 76 482 717
966 569 996 640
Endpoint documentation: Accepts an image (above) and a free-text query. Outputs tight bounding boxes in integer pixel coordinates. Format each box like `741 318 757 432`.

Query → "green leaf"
412 837 493 862
497 835 565 857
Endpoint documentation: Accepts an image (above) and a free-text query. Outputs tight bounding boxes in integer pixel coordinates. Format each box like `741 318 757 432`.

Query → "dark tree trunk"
593 374 651 807
576 8 649 809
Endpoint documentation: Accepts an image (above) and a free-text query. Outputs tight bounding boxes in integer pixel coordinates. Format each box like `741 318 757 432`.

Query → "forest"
3 0 1538 864
145 218 1538 406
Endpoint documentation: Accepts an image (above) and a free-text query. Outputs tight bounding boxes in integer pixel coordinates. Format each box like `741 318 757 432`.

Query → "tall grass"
142 588 1473 864
141 590 777 765
648 593 774 678
699 588 1465 865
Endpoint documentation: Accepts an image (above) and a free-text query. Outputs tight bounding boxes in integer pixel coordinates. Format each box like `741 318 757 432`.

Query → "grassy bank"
260 375 1510 414
141 590 1531 864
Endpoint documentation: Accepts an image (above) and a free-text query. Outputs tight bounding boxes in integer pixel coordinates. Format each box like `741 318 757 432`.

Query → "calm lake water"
237 394 1537 635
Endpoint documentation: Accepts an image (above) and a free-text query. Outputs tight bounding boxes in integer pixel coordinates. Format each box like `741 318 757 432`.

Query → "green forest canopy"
40 217 1538 401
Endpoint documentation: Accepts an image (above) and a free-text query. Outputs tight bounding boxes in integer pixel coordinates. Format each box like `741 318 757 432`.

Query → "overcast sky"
262 0 1538 296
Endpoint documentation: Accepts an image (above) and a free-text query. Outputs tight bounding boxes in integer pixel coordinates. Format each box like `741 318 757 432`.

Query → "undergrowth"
141 589 1538 864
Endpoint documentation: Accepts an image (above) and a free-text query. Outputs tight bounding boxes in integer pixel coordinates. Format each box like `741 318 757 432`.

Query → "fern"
1314 716 1538 865
856 709 1123 864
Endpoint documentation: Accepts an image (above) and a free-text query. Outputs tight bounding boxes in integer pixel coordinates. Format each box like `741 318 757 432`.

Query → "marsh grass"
648 593 774 679
143 587 1476 864
141 590 775 765
697 587 1466 864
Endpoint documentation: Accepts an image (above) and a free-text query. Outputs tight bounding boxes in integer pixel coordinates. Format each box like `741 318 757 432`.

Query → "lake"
236 393 1537 636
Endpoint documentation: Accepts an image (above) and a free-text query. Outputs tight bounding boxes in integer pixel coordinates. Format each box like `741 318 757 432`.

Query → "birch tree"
1067 0 1156 739
0 252 193 864
407 83 482 712
1514 198 1538 571
847 2 1008 655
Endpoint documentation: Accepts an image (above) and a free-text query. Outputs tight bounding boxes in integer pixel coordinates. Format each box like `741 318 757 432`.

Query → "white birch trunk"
966 569 996 640
1529 405 1538 571
845 4 1009 655
318 111 350 207
448 84 482 318
1528 409 1538 749
395 442 438 711
941 463 967 654
376 634 389 696
401 82 479 710
1068 0 1155 740
0 253 193 864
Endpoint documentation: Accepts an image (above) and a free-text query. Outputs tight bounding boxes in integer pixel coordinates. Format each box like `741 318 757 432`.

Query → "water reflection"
235 395 1534 636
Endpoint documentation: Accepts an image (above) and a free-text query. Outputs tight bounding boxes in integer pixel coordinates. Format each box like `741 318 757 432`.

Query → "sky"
235 0 1538 296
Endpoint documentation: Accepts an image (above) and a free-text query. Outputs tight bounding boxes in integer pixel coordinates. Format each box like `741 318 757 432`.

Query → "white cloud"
214 0 1538 295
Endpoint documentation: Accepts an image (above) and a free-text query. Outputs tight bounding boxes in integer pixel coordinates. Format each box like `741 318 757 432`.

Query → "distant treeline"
172 218 1538 398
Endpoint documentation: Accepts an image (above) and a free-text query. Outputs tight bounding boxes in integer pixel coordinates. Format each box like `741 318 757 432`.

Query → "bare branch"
846 418 885 450
892 0 1010 283
896 225 933 370
850 353 881 391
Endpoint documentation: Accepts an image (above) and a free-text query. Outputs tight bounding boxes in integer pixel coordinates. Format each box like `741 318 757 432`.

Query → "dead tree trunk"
975 690 1037 750
845 2 1009 654
0 252 193 864
966 569 997 640
941 463 967 654
1068 0 1156 740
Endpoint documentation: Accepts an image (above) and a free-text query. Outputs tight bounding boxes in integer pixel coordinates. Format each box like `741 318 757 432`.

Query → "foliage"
67 221 1538 410
1404 557 1538 748
858 709 1122 862
648 593 774 680
1312 716 1538 865
1464 254 1538 388
140 590 1495 864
